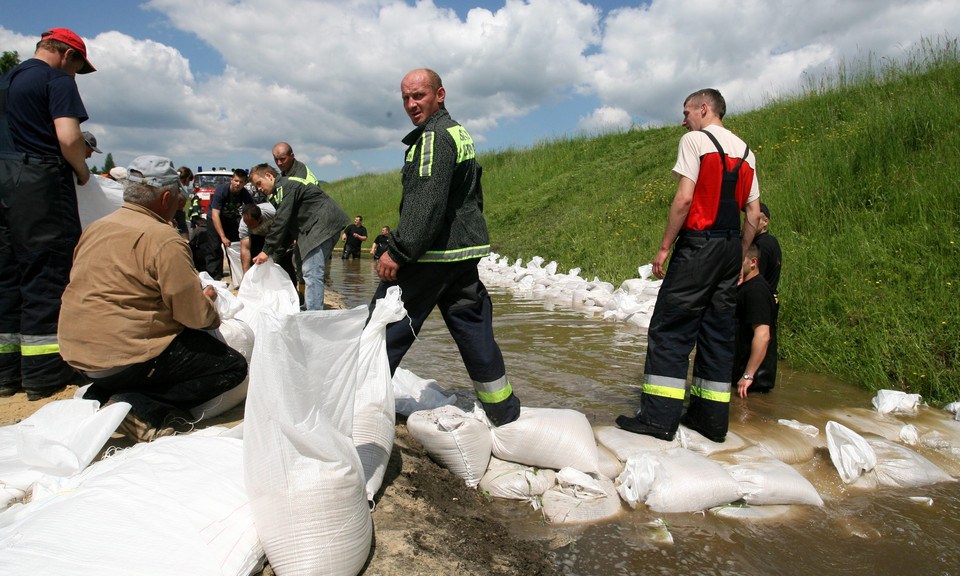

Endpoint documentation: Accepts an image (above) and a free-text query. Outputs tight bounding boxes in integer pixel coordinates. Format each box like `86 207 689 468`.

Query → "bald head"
272 142 295 173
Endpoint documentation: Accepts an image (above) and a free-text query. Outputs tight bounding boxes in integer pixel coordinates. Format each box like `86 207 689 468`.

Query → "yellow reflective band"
419 132 435 177
691 386 731 403
417 245 491 262
642 383 686 400
406 145 417 163
0 343 21 354
447 126 476 162
476 381 513 404
21 343 60 357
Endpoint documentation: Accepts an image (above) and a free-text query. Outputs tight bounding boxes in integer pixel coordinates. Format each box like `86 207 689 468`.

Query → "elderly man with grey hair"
59 155 247 442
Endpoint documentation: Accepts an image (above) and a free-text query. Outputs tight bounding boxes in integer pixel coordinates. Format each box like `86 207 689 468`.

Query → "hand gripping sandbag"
354 286 407 501
199 272 244 320
616 448 742 513
235 261 300 329
490 407 600 474
0 433 262 576
407 404 492 488
0 399 130 511
243 307 372 576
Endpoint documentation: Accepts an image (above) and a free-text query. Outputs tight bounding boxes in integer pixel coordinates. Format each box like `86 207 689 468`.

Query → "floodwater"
328 256 960 576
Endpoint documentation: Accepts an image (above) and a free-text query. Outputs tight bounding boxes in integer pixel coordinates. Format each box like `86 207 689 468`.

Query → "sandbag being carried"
243 307 371 576
479 457 556 501
354 286 407 501
539 469 622 524
491 407 600 474
235 261 300 329
0 433 262 576
616 448 742 513
407 404 492 488
0 399 129 511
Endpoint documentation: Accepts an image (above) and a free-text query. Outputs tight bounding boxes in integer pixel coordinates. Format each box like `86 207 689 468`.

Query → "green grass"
326 36 960 404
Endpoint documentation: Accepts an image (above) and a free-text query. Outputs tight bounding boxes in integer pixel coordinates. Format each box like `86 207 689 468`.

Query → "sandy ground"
0 287 558 576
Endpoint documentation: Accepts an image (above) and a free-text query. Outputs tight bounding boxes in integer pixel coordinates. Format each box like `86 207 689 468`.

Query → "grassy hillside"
327 37 960 403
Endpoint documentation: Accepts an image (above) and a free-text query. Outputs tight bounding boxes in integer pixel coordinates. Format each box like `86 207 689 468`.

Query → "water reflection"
326 257 960 575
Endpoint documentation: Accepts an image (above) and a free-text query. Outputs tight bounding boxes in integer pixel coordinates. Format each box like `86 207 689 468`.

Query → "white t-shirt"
238 202 277 240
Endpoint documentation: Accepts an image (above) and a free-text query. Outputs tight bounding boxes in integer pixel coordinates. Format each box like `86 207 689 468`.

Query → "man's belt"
679 229 739 238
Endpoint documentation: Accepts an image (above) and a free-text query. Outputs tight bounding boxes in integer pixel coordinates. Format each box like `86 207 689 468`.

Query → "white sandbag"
825 421 877 484
225 243 243 290
710 504 795 520
478 457 556 501
943 402 960 416
0 434 262 576
899 424 920 445
491 407 599 474
594 425 680 462
354 286 407 501
243 307 371 576
198 272 244 321
724 458 823 506
0 399 130 511
393 367 456 416
778 419 820 437
825 408 905 443
539 472 621 524
872 389 922 414
407 405 492 488
867 437 955 488
76 176 123 230
679 427 748 456
597 442 624 479
235 261 300 329
616 448 742 513
735 425 816 464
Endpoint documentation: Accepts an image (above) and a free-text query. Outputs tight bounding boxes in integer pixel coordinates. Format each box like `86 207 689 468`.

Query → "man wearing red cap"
0 28 96 400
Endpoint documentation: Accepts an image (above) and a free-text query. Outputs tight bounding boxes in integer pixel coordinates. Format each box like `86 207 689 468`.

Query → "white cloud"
3 0 958 178
578 106 632 133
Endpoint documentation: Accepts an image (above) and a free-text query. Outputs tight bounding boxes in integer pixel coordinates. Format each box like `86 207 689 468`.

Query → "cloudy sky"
1 0 955 181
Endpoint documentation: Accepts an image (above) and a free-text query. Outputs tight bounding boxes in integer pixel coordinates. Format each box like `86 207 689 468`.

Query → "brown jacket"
59 202 220 372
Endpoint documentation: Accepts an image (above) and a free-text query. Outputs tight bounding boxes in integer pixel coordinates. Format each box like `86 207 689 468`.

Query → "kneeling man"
59 155 248 442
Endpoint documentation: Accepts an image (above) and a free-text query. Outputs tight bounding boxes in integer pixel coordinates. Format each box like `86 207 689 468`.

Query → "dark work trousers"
0 156 81 391
82 328 248 427
639 233 740 439
204 217 239 280
371 259 504 380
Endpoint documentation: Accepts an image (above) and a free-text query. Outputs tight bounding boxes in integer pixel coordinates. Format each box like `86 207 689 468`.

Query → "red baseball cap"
42 28 95 74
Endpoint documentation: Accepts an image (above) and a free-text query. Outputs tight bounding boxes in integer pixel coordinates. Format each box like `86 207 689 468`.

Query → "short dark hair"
177 166 193 184
759 203 770 219
249 163 279 179
243 203 262 219
685 88 726 119
746 242 760 261
232 169 248 180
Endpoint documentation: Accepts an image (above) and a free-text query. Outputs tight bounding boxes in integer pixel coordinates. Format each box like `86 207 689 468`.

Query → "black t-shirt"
5 59 88 156
733 274 778 391
372 234 389 258
344 224 367 248
754 232 782 295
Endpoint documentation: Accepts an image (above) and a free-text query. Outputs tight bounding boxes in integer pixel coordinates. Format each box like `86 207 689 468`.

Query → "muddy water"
328 257 960 575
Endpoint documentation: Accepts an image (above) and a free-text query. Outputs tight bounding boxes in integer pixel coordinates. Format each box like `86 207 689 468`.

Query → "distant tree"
0 50 19 75
102 153 115 173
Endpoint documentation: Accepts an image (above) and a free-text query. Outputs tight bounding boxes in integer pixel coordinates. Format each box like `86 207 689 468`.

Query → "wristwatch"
742 374 753 381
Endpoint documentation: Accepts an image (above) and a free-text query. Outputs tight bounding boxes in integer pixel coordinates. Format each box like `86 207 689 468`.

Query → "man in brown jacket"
59 155 247 442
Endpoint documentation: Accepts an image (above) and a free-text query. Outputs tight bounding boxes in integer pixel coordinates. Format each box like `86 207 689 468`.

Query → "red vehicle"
192 168 233 215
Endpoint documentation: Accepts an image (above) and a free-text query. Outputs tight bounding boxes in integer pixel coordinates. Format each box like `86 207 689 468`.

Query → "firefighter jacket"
388 109 491 265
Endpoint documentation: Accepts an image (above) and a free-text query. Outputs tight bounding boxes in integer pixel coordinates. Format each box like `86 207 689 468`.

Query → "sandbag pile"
478 254 661 328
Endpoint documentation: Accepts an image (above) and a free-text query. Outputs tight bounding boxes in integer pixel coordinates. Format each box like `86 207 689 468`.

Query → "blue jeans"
301 235 337 310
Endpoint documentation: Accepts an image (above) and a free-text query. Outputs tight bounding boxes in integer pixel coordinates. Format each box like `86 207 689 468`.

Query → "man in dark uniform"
204 169 253 280
732 243 777 395
0 28 96 400
370 68 520 426
617 88 760 443
341 215 367 259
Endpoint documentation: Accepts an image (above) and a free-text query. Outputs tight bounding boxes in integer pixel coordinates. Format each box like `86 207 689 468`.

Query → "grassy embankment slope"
327 39 959 404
